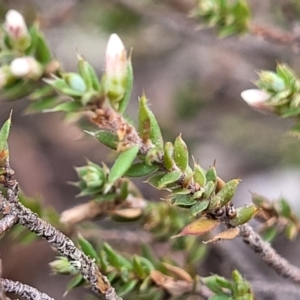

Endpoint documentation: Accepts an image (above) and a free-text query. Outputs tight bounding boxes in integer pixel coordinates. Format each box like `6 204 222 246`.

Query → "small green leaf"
140 276 152 292
190 200 209 216
25 96 59 113
172 194 197 206
103 243 132 270
35 33 52 64
64 274 84 296
125 162 158 177
203 181 216 198
93 130 118 150
230 205 258 226
138 95 163 148
45 101 82 113
173 134 189 171
206 165 217 183
118 279 138 296
193 163 206 187
146 173 165 188
203 275 224 294
78 234 100 263
158 171 181 189
2 79 34 101
261 226 277 242
0 113 12 166
118 59 133 113
163 142 176 170
44 77 85 97
108 145 139 185
132 256 146 279
171 217 220 238
77 55 101 91
277 198 292 219
218 179 240 206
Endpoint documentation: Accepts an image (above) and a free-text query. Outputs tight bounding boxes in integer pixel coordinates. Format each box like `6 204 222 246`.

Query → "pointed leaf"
158 171 181 189
173 134 189 171
138 95 163 148
35 33 52 64
230 205 258 226
45 101 82 113
125 162 158 177
202 276 225 294
171 194 197 206
64 274 84 296
217 179 240 207
118 279 138 296
103 243 131 270
171 217 220 238
108 145 139 185
277 198 292 219
77 55 101 91
206 165 217 183
93 130 118 150
163 142 175 170
146 173 165 188
132 256 147 279
0 113 12 166
118 59 133 113
190 200 209 216
78 234 100 263
203 227 240 244
193 163 206 187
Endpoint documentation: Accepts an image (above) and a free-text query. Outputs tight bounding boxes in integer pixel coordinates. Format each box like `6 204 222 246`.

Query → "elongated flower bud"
104 34 128 105
105 33 127 79
241 89 273 113
4 10 31 51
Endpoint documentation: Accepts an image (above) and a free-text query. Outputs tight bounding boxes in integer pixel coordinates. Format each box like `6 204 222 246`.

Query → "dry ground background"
1 0 300 299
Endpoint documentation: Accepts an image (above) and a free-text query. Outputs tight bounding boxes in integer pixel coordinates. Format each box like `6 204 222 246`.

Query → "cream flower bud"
10 57 43 79
241 89 273 113
5 10 28 40
105 33 127 80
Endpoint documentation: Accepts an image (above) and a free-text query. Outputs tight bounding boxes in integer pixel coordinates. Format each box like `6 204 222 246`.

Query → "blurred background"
1 0 300 299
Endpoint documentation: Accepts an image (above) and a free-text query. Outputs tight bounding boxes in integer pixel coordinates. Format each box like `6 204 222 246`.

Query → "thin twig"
240 224 300 283
1 278 54 300
6 189 121 300
0 164 122 300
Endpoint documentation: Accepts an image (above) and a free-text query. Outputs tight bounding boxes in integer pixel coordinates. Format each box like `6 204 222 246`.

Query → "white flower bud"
105 33 127 80
5 10 28 40
10 57 43 79
241 89 273 113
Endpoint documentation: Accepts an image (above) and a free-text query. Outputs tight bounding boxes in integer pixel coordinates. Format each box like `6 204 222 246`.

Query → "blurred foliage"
252 193 300 242
192 0 251 37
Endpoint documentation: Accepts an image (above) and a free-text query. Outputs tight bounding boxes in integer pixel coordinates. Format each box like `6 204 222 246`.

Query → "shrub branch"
0 164 122 300
240 224 300 283
1 278 54 300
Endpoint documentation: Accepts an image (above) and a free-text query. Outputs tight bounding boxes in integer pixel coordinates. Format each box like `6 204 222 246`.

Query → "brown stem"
240 224 300 283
